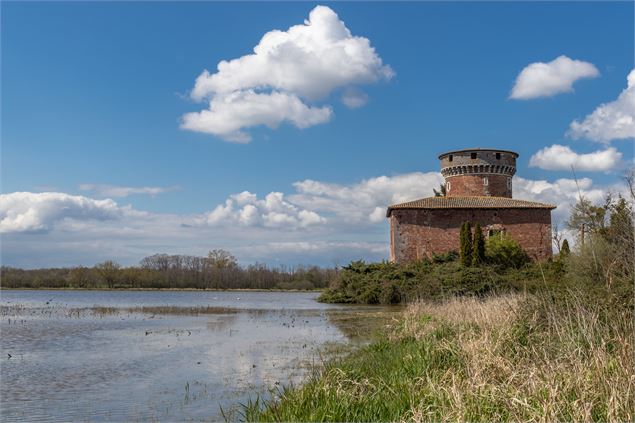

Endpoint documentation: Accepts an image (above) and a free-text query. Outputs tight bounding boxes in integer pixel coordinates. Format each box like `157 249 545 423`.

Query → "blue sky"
2 2 633 268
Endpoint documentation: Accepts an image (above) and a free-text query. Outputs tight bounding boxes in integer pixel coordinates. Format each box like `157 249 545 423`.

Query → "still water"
0 290 396 422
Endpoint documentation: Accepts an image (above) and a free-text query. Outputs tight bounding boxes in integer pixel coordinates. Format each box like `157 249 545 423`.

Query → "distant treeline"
1 250 336 290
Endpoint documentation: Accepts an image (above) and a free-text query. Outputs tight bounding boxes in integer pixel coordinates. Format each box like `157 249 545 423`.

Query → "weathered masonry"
387 148 556 262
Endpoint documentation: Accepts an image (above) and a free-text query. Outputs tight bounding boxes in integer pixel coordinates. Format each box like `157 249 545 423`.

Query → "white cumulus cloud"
341 87 369 109
181 90 332 143
513 176 616 223
203 172 442 233
181 5 393 142
568 69 635 143
529 144 622 172
0 192 123 233
510 55 599 100
290 172 444 224
206 191 326 229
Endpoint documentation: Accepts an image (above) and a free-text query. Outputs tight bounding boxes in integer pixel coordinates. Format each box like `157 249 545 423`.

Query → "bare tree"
206 249 238 270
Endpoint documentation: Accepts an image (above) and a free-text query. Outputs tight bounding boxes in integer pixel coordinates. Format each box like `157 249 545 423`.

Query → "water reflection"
206 314 238 332
0 290 399 422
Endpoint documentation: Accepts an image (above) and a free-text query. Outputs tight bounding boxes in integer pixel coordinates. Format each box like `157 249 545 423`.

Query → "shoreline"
0 287 325 292
244 291 633 421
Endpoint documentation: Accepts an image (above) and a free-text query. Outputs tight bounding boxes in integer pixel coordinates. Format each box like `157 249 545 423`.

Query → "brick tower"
439 148 518 198
387 147 556 262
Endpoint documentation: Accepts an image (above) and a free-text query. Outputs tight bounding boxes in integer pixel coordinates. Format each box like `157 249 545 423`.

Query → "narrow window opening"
496 152 501 160
471 152 477 159
448 155 453 162
446 181 451 191
483 177 488 186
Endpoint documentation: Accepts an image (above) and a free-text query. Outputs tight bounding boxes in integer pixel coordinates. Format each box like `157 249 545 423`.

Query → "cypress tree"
459 222 473 267
560 239 571 257
472 222 485 266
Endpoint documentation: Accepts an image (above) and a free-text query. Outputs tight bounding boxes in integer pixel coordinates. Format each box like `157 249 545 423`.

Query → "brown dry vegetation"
400 294 633 422
245 292 634 422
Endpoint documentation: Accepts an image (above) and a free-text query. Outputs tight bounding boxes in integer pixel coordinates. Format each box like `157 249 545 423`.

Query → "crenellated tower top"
438 148 518 198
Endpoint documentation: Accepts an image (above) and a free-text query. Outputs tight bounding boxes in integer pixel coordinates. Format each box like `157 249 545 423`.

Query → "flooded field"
0 290 399 422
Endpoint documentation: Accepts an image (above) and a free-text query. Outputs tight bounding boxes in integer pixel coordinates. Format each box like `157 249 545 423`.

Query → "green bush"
321 259 541 305
485 233 530 269
454 267 494 296
432 250 459 263
319 253 608 304
380 282 403 304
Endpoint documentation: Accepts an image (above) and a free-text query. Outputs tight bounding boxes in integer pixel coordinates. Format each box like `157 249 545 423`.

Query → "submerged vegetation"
1 249 335 290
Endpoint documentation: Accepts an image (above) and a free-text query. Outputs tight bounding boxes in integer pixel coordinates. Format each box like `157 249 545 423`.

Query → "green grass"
243 291 634 422
243 335 464 421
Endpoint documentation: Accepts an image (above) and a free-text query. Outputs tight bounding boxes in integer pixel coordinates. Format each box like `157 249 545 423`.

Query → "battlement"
438 149 518 198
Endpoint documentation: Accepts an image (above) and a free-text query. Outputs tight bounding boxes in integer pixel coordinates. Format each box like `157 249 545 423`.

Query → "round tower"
438 148 518 198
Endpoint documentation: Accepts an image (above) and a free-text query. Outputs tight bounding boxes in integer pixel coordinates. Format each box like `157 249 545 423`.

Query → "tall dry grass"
402 293 634 422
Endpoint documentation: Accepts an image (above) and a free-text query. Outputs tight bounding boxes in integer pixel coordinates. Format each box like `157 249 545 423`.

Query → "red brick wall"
389 208 552 262
446 174 512 197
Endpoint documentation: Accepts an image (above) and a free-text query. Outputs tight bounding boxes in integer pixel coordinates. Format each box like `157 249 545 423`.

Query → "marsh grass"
326 309 403 341
126 305 244 315
88 305 261 316
244 292 634 422
2 304 247 315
